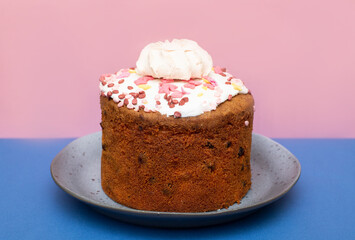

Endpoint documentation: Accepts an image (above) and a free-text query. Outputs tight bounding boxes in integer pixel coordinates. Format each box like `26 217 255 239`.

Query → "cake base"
100 93 254 212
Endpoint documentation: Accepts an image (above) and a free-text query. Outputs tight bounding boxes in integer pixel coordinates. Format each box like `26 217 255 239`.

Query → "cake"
99 39 254 212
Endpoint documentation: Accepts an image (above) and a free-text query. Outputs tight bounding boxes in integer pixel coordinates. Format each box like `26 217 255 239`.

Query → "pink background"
1 0 354 138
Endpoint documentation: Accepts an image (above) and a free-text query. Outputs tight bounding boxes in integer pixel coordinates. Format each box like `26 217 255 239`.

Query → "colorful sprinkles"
99 67 249 118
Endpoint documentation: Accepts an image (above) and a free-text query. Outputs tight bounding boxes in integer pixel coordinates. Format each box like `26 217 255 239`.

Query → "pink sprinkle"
158 84 170 94
134 106 140 112
245 120 249 126
112 90 119 94
214 66 224 74
107 91 112 97
108 83 114 88
209 80 218 87
214 92 221 97
154 94 160 101
158 83 178 94
183 83 196 89
188 80 202 86
203 83 215 90
118 79 125 84
144 107 150 112
207 84 214 90
117 101 124 107
117 69 130 78
228 94 232 101
156 101 161 105
203 76 215 83
134 76 154 85
161 79 174 83
171 91 183 98
125 94 132 99
127 86 133 90
168 84 178 91
118 94 125 99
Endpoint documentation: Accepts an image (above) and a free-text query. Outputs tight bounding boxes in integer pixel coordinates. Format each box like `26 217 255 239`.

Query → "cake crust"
100 93 254 212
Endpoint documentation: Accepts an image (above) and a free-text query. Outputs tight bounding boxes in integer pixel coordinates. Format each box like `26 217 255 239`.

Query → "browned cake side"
100 93 254 212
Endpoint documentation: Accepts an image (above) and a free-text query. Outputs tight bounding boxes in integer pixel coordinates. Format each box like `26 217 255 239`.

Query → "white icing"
99 68 249 118
136 39 213 80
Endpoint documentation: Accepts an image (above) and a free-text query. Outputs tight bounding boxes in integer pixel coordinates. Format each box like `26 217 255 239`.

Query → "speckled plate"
51 131 300 228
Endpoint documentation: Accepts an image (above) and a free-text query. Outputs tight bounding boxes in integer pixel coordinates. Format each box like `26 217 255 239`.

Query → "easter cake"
99 39 254 212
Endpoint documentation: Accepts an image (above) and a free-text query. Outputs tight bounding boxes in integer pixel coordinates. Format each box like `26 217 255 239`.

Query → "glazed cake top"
99 39 249 118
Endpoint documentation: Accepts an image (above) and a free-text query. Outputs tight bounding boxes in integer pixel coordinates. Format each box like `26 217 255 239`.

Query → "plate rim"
50 131 301 217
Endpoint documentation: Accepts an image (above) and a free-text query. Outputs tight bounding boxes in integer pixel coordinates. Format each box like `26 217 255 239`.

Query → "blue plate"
51 132 301 228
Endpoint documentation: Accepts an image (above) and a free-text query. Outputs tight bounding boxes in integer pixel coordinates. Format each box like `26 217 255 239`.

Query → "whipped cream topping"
99 67 249 118
136 39 213 80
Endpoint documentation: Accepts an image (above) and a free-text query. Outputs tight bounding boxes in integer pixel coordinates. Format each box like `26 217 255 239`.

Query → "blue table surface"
0 137 354 240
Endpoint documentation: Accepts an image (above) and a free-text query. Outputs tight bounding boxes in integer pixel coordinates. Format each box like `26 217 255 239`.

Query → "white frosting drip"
99 68 249 118
136 39 213 80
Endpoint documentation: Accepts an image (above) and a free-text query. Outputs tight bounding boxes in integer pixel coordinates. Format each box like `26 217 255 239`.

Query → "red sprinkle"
139 105 145 110
225 82 231 85
227 77 233 81
124 99 129 105
156 101 161 105
164 94 168 100
100 92 105 97
228 94 232 101
219 72 226 77
138 93 146 99
179 100 185 106
118 94 125 99
169 103 175 108
107 91 112 97
221 67 227 72
172 99 178 104
181 97 189 102
127 86 133 90
132 98 137 105
174 111 182 118
112 90 119 94
101 81 107 86
108 83 114 87
118 79 125 84
130 92 138 98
